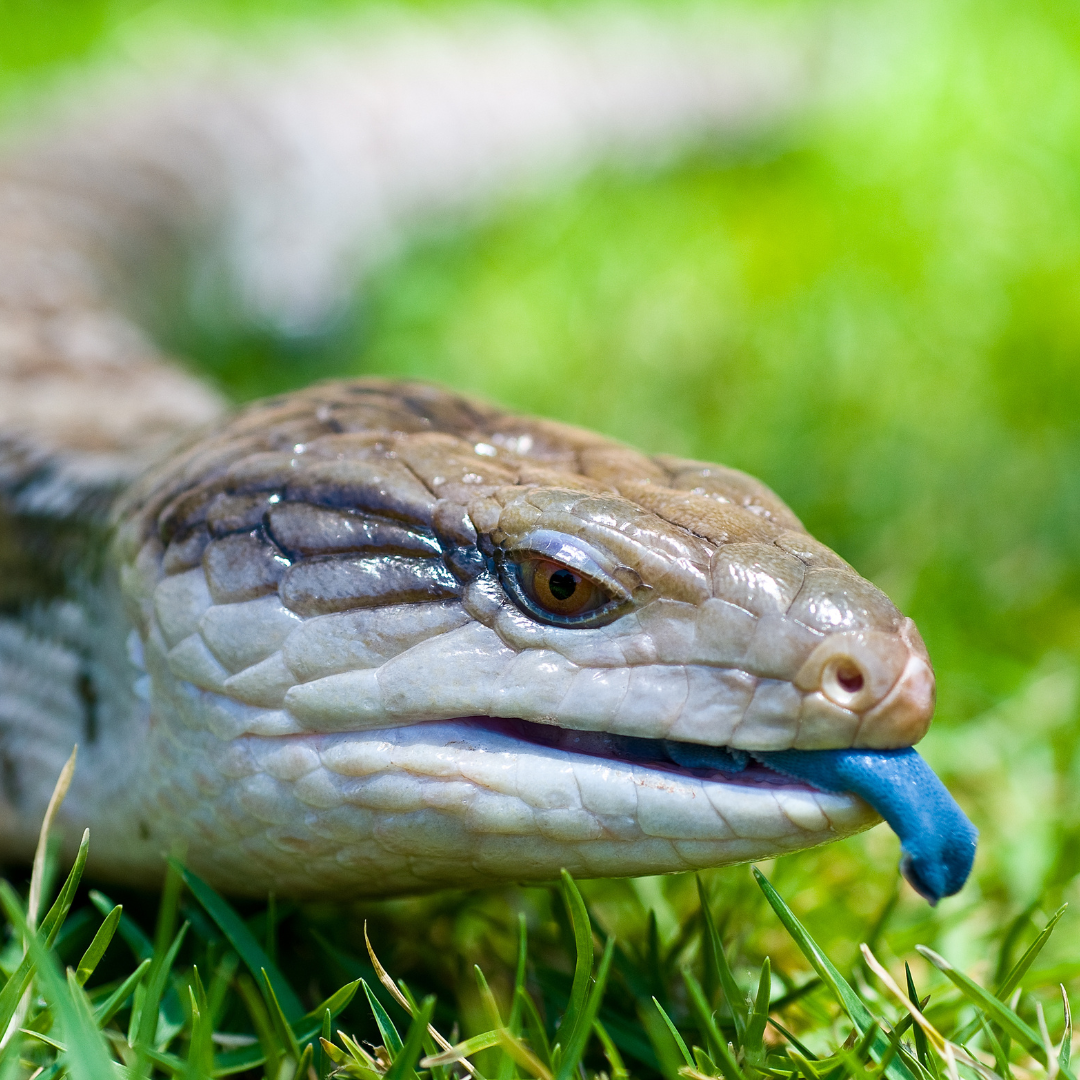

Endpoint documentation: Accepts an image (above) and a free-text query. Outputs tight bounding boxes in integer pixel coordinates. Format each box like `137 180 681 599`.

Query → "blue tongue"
752 747 978 904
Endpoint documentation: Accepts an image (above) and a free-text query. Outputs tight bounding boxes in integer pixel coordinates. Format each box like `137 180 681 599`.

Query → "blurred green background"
5 0 1080 1051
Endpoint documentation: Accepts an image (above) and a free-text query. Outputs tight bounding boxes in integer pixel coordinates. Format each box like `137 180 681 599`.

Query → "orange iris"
523 558 606 619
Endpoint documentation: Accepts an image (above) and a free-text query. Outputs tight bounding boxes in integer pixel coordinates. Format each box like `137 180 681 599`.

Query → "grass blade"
916 946 1049 1062
906 964 931 1069
0 828 90 1041
744 957 771 1063
558 870 595 1055
652 998 693 1068
175 861 303 1023
90 889 153 962
422 1030 503 1067
768 1017 818 1061
186 974 214 1079
683 966 745 1080
994 903 1041 989
475 964 504 1030
555 935 615 1080
979 1017 1016 1080
364 978 404 1054
384 995 436 1080
305 979 361 1026
135 920 189 1062
28 747 76 932
518 985 553 1070
93 957 151 1028
0 880 115 1080
236 971 284 1073
594 1020 629 1080
260 967 302 1061
497 913 529 1080
753 867 917 1080
753 868 868 1029
697 875 747 1039
997 904 1068 1000
75 904 121 987
211 989 359 1076
364 924 480 1080
318 1008 333 1080
1061 987 1073 1073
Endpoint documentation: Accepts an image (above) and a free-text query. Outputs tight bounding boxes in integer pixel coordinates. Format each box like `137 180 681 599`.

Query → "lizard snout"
795 618 935 748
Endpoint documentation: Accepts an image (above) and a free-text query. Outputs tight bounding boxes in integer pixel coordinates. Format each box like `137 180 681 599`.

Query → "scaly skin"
46 378 926 897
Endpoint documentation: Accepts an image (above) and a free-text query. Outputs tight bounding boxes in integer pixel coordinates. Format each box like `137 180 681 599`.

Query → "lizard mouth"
469 716 790 785
466 715 977 904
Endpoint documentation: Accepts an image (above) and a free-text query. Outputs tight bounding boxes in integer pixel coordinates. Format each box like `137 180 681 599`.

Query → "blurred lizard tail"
0 4 819 517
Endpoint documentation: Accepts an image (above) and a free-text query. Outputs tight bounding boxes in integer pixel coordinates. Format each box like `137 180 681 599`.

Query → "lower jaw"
132 714 876 897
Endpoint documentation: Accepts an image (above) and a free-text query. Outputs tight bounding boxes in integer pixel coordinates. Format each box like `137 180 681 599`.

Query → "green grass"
1 791 1077 1079
4 0 1080 1074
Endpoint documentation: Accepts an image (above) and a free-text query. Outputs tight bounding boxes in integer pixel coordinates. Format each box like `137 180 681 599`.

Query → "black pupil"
548 569 578 601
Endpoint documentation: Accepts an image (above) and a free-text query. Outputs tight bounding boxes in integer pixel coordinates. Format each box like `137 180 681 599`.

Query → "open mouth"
461 714 977 905
467 716 800 787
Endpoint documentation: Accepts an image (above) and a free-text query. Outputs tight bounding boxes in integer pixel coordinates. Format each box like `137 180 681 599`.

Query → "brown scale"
786 567 904 636
202 531 290 605
161 526 209 575
206 493 275 538
710 543 807 618
283 458 437 524
617 481 783 547
267 503 441 558
280 554 461 616
654 453 805 530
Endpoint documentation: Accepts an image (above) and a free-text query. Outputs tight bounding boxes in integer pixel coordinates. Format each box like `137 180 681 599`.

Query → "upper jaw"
148 517 935 755
277 597 932 754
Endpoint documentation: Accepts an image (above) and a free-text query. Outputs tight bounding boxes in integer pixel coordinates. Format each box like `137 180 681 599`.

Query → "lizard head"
107 380 962 898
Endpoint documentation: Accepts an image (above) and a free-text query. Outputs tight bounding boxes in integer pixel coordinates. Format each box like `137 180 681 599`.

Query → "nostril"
835 661 864 694
795 629 910 714
819 654 873 709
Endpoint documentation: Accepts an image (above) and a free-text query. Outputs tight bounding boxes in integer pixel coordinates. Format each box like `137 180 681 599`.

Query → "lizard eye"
520 558 608 619
497 530 631 628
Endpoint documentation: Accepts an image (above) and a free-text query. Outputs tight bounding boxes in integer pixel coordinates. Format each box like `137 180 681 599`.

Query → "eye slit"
524 558 606 619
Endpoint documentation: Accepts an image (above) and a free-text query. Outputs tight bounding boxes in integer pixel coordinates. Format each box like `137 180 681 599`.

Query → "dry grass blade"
0 748 77 1054
943 1040 962 1080
1060 986 1073 1073
860 945 998 1080
364 921 480 1079
29 746 76 934
860 945 948 1055
430 1024 556 1080
1038 1002 1059 1080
